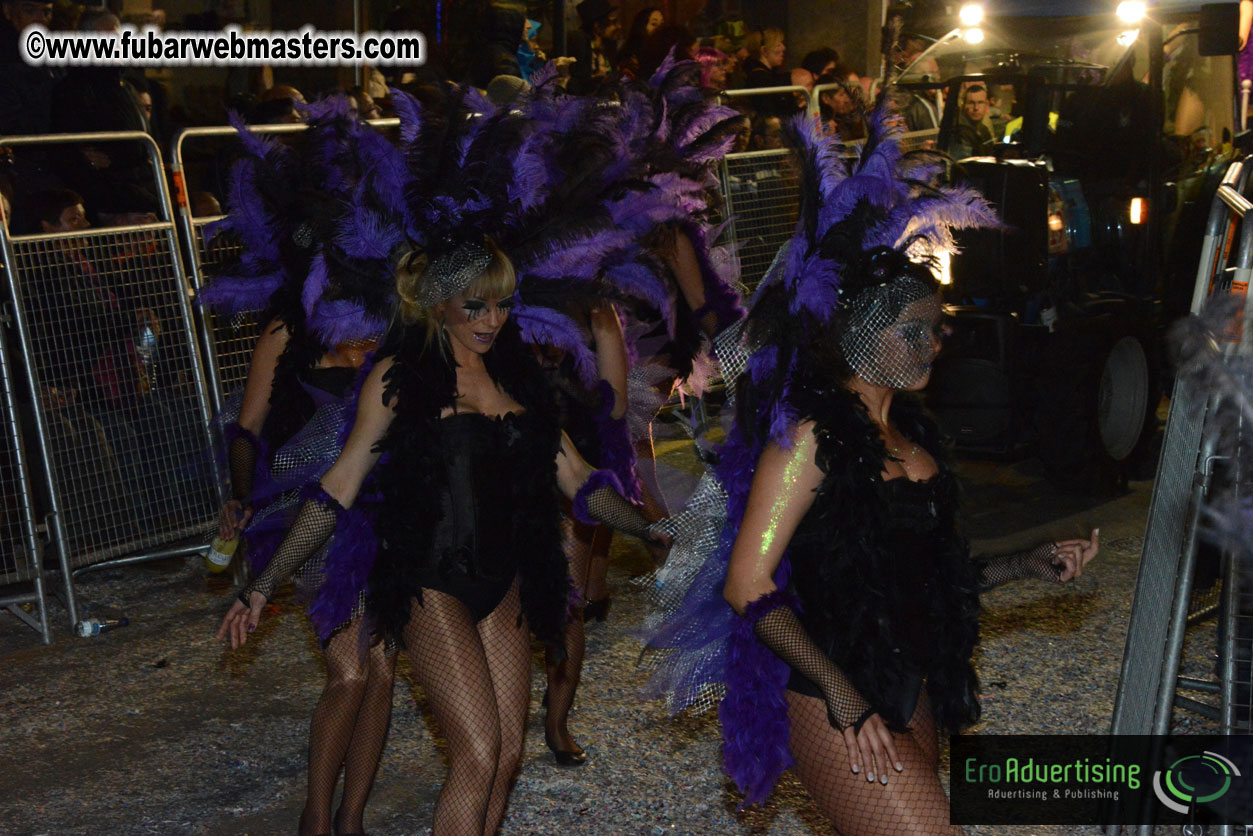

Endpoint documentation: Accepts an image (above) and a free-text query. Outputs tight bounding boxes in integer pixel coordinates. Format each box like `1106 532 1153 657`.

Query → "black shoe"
545 732 587 767
583 597 611 623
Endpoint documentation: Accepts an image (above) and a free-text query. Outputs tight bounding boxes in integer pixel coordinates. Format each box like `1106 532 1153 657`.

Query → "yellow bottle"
205 535 239 573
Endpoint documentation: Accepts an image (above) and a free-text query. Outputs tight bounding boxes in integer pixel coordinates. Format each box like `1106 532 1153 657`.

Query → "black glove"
750 594 875 732
239 486 340 606
976 541 1062 591
574 471 665 546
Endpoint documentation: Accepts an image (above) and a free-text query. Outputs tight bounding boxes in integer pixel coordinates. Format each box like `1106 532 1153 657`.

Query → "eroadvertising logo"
1152 751 1241 815
950 735 1253 826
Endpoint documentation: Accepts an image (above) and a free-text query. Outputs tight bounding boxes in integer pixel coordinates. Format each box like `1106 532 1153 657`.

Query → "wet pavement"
0 428 1218 836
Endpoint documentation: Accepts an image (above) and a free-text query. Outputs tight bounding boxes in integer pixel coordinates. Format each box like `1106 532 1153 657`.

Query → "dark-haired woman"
719 259 1098 833
216 317 393 836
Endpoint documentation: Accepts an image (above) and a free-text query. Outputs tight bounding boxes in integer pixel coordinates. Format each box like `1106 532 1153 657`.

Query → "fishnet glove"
751 601 875 732
573 471 664 545
239 488 340 606
976 541 1062 590
227 426 259 502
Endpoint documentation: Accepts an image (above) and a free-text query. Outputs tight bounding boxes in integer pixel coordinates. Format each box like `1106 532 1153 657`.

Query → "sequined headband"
415 237 495 306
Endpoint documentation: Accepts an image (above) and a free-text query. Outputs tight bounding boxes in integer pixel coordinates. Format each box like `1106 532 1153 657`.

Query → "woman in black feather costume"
222 236 668 835
646 112 1099 834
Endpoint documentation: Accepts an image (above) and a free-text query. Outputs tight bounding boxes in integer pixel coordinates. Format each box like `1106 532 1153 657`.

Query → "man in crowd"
567 0 621 95
951 82 996 158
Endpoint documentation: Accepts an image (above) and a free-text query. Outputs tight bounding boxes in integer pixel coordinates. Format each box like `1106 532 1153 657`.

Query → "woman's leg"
582 522 611 619
545 516 590 759
299 619 373 836
401 590 501 836
786 690 961 836
478 582 532 834
333 637 397 836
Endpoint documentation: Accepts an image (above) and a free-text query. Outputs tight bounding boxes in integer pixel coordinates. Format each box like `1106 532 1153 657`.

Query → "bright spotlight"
958 3 984 27
1117 1 1147 24
963 27 985 45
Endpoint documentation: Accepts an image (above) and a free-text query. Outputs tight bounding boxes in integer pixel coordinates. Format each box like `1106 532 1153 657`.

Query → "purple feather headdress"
199 96 405 345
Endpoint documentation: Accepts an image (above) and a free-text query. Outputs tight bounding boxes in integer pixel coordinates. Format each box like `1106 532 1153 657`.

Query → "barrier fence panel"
1106 155 1253 835
719 149 799 293
0 262 53 644
0 131 221 631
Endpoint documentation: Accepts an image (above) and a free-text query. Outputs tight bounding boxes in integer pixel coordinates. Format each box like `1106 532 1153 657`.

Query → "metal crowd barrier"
713 128 939 294
0 268 53 644
1106 156 1253 836
0 131 222 634
168 118 400 413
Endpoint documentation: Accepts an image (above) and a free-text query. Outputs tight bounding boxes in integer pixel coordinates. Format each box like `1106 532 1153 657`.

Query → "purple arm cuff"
572 468 626 526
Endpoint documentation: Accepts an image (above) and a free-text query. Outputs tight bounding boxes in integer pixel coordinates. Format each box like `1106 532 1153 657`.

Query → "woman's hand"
218 499 252 540
1052 528 1099 582
646 524 673 563
841 713 904 784
216 590 267 649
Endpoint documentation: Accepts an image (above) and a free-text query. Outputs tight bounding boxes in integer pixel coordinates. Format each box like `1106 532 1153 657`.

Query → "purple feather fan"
512 302 600 385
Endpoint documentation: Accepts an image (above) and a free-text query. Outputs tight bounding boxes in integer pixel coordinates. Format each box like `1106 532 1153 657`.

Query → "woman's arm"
217 358 396 648
722 423 823 612
724 423 902 782
556 431 665 549
588 304 628 420
1241 0 1252 50
219 318 287 538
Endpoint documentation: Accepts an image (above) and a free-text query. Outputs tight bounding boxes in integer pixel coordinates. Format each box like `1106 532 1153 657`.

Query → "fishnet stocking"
787 689 962 836
228 431 258 501
299 618 396 836
400 583 531 836
545 516 591 756
978 541 1061 590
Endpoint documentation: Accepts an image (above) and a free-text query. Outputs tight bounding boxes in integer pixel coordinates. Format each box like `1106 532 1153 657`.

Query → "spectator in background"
951 82 995 159
191 191 222 218
743 27 788 89
817 66 867 140
1 0 65 197
617 6 663 80
253 84 305 125
694 46 730 93
517 18 546 83
49 9 159 225
715 18 750 88
469 3 524 88
635 24 696 82
1 0 57 135
567 0 622 95
988 82 1016 140
0 173 13 230
801 47 840 81
348 86 382 121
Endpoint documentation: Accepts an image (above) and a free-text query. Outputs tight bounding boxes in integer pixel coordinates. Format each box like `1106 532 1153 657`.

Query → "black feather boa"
257 302 326 451
784 370 983 734
367 320 570 653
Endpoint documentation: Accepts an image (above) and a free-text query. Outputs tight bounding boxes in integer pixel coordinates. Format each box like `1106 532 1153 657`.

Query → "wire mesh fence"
6 225 217 568
189 221 256 399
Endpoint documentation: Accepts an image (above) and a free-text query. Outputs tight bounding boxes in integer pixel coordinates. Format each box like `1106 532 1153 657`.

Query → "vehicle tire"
1035 322 1160 493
